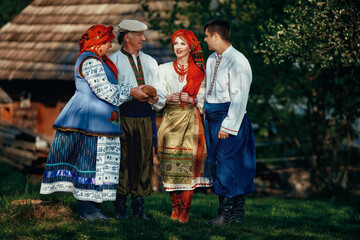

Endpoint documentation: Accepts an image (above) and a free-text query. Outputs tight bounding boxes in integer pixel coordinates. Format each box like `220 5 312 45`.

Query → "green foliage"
258 0 360 70
0 162 359 239
256 0 360 191
0 0 33 28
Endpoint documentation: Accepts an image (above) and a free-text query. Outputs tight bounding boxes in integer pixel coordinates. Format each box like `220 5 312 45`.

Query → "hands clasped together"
166 92 194 104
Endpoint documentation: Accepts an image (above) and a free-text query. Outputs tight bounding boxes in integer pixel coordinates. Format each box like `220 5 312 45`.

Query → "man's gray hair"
117 31 133 45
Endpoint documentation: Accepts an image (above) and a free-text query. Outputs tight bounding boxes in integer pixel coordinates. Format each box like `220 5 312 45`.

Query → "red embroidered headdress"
171 29 205 107
79 25 115 53
78 25 118 80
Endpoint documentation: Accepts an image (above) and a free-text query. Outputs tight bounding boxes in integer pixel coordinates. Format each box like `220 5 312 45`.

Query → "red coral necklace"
173 60 188 83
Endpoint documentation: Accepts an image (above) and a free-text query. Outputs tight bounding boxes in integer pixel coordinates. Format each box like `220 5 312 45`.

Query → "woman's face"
98 41 112 56
173 36 190 60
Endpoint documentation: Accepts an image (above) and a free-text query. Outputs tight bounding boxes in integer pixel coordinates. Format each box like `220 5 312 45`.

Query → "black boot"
131 196 149 220
217 195 224 215
233 195 245 224
205 196 234 227
78 200 96 221
113 194 128 219
90 202 110 220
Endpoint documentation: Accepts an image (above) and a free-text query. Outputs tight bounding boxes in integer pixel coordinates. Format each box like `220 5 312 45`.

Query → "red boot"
170 191 181 220
179 190 194 223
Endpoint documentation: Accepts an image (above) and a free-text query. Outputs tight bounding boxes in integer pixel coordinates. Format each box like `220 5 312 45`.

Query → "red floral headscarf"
79 25 115 53
171 29 205 107
78 25 118 80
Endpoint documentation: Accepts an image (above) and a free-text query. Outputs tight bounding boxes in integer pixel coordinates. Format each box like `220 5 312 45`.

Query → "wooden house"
0 0 174 139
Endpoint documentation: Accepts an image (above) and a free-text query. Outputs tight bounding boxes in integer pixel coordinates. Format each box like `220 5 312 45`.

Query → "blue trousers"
204 102 256 198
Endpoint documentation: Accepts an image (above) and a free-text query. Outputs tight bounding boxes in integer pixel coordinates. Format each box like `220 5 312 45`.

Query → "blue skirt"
204 102 256 198
40 130 117 202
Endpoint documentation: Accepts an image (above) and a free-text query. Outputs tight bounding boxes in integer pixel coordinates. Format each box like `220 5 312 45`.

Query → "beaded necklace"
173 59 188 83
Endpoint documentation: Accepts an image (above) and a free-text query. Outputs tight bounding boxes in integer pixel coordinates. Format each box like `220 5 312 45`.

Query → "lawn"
0 161 358 240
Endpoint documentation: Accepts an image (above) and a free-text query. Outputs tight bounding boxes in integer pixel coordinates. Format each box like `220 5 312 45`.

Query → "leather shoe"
92 211 110 220
78 213 97 221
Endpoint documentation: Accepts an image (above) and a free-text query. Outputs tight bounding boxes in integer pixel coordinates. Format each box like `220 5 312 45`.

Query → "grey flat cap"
118 20 148 32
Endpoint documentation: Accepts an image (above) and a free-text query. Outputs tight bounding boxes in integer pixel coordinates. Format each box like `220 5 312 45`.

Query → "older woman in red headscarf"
154 29 212 223
40 25 146 221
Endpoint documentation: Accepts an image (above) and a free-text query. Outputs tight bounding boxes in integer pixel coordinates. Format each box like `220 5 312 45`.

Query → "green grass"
0 161 359 240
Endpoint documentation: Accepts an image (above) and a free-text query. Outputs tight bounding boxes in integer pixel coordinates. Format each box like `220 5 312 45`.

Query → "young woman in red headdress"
40 25 145 221
154 29 212 223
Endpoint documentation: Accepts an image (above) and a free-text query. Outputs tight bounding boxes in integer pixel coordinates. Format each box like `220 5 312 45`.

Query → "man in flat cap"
110 19 166 220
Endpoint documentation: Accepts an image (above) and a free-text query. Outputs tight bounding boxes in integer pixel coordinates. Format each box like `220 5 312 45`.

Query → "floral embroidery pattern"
109 109 120 125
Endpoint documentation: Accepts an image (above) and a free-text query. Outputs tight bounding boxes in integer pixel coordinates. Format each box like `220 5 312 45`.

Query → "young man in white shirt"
203 18 256 227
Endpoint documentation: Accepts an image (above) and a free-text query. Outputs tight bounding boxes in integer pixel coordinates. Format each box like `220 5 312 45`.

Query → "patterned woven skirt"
40 130 120 202
157 104 212 191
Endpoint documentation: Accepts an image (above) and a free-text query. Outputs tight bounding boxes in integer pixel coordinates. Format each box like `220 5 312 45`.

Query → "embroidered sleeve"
82 58 132 106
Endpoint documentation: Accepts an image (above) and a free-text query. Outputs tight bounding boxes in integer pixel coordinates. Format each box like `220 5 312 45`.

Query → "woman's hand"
167 92 180 102
180 92 194 104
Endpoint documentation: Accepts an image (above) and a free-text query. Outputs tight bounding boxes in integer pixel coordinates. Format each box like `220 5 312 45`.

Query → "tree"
257 0 360 192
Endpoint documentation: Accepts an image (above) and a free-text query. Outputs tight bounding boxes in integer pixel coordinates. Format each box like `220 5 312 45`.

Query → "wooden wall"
0 101 65 138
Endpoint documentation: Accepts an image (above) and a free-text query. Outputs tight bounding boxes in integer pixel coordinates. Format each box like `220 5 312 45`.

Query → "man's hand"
130 86 149 102
218 130 229 139
147 95 159 105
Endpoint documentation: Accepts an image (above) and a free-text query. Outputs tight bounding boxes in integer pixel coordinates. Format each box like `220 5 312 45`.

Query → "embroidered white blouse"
153 62 205 113
205 45 252 136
